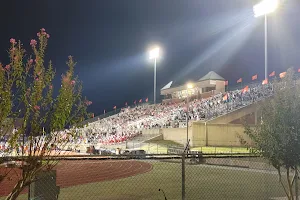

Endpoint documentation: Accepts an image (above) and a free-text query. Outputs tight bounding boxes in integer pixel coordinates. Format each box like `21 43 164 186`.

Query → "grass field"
191 146 250 154
137 140 250 154
7 160 286 200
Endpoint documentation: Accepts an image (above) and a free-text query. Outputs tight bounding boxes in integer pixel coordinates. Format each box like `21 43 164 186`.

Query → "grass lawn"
191 146 250 154
137 141 250 154
9 161 285 200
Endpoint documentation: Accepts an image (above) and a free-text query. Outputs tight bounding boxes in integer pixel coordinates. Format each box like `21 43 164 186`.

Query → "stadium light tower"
149 47 160 104
253 0 279 80
186 83 194 147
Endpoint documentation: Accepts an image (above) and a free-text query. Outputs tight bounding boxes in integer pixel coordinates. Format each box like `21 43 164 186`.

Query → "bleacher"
75 81 273 146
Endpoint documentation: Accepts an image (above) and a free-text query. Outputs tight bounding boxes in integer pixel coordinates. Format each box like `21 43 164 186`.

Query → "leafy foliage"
0 29 91 200
244 68 300 200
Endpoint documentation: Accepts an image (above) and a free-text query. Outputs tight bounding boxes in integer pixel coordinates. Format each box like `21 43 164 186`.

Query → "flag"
223 93 228 101
113 106 116 110
242 85 249 93
252 74 257 81
139 99 142 103
262 79 268 85
134 100 136 104
298 68 300 73
224 80 228 86
145 97 148 102
125 102 128 106
279 72 286 79
269 71 275 77
237 78 242 83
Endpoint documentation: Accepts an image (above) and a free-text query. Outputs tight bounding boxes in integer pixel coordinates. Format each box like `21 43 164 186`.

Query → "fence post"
182 153 186 200
296 167 299 200
28 184 31 200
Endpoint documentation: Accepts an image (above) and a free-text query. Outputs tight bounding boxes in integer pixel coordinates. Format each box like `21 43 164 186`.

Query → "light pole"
149 47 160 104
186 83 193 147
253 0 279 80
254 2 296 198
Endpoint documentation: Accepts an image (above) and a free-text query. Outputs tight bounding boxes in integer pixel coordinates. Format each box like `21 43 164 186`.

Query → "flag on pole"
139 99 142 103
125 102 128 106
262 79 268 85
145 97 148 102
134 100 136 105
279 72 286 79
269 71 275 77
242 85 249 93
113 106 117 110
298 68 300 73
237 78 242 83
252 74 257 81
224 80 228 86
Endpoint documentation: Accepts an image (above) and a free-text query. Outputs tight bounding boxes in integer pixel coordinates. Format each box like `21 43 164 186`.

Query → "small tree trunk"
6 179 27 200
287 168 294 200
296 167 299 200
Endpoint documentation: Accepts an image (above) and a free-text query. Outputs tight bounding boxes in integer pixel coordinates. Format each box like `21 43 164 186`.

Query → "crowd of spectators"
173 83 273 122
76 82 273 145
0 82 274 151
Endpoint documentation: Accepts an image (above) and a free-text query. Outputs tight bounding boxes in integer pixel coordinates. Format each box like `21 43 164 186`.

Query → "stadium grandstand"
65 71 273 147
0 70 281 154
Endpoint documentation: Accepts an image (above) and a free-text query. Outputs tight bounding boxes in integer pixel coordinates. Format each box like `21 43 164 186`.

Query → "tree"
244 68 300 200
0 28 91 200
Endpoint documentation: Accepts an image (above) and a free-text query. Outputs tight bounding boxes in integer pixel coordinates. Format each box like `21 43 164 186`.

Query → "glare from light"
149 47 160 60
253 0 279 17
172 20 254 82
187 83 194 89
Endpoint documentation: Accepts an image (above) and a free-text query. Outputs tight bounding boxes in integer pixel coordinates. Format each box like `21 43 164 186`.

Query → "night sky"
0 0 300 116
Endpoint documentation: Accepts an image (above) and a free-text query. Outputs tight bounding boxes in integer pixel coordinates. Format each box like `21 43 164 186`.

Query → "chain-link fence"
0 154 290 200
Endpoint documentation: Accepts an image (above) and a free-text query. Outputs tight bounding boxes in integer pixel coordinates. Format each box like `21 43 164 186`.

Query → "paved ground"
0 160 152 197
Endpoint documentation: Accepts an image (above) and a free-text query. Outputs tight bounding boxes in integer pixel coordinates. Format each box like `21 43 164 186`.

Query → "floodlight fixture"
149 47 160 60
253 0 279 17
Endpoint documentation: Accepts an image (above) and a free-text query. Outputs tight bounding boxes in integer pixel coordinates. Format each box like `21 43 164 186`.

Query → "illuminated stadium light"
149 47 160 60
187 83 194 89
253 0 279 17
253 0 280 80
